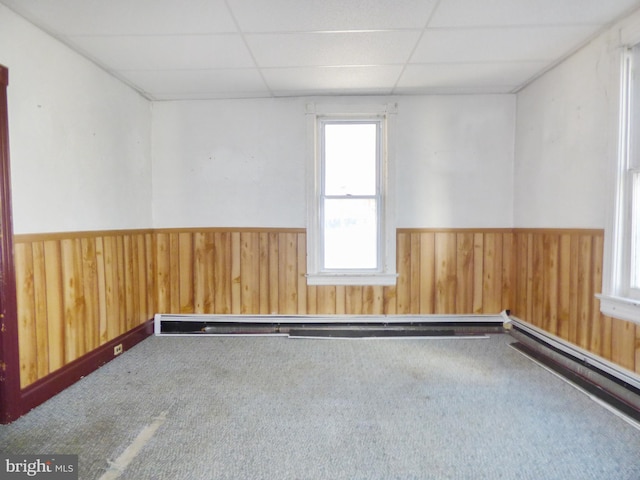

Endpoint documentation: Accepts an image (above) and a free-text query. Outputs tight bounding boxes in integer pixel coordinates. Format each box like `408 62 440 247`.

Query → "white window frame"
305 102 397 286
599 38 640 324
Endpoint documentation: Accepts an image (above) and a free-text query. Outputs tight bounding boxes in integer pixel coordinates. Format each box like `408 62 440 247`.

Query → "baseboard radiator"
507 316 640 421
154 313 506 338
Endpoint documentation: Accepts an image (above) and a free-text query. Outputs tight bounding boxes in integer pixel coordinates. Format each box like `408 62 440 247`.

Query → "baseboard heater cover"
507 316 640 418
154 313 506 337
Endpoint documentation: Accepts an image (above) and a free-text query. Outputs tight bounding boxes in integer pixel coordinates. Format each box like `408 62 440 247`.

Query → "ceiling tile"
70 34 255 71
429 0 640 28
1 0 237 35
227 0 439 32
411 26 596 64
396 62 546 93
3 0 640 99
119 69 270 99
246 31 421 68
262 65 402 94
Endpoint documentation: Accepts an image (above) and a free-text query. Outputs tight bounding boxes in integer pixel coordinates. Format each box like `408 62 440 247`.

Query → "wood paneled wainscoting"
511 229 640 375
13 230 157 391
11 227 640 407
13 227 514 392
153 228 514 317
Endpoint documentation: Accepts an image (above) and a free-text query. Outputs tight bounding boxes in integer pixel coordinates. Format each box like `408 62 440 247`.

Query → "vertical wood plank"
524 233 534 323
43 240 65 371
240 232 260 314
80 238 99 351
306 283 318 315
611 317 636 371
116 235 127 336
297 232 307 314
231 232 242 313
32 241 49 380
542 234 559 335
179 232 194 314
576 235 593 350
123 235 135 331
512 233 525 317
568 234 580 345
317 286 336 314
15 242 37 388
213 232 231 314
145 233 157 317
60 239 82 362
558 234 571 340
456 232 474 314
278 233 298 314
383 285 396 314
482 233 502 314
396 232 411 314
591 234 608 359
168 233 180 313
193 232 208 313
346 286 363 315
259 233 270 314
156 233 170 314
472 233 484 313
530 234 544 328
435 232 456 314
135 234 148 323
95 237 108 344
409 233 421 313
268 232 279 314
371 286 384 314
335 285 346 314
419 232 435 314
502 232 515 313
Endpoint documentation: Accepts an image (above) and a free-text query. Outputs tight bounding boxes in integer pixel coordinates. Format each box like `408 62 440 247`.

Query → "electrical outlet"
114 344 123 355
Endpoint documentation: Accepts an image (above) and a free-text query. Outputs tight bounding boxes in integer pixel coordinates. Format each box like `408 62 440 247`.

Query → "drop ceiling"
2 0 640 100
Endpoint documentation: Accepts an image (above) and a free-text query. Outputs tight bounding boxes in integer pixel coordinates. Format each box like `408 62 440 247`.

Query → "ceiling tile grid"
2 0 640 100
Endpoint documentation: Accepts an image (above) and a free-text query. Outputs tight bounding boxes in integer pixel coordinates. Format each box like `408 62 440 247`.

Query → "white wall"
514 17 626 228
1 3 516 233
153 94 515 229
152 97 307 228
395 95 515 228
0 4 152 234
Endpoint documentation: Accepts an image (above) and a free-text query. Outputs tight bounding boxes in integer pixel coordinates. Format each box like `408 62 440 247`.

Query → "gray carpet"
1 334 639 479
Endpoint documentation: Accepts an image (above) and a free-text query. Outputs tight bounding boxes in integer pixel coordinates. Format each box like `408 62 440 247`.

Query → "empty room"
1 1 640 479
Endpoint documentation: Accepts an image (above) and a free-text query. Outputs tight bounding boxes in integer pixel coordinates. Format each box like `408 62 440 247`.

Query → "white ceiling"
3 0 640 100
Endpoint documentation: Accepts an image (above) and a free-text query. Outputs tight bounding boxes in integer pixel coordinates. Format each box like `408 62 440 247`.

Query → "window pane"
631 172 640 289
324 123 377 195
323 199 377 269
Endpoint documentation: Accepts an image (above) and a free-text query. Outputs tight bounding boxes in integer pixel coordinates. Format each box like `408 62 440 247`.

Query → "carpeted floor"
1 334 639 479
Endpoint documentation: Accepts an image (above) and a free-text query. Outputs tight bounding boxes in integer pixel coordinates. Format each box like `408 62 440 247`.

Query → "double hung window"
306 104 397 285
600 43 640 322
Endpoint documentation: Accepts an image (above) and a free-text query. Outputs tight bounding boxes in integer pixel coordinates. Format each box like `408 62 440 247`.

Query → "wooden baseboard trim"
17 319 154 419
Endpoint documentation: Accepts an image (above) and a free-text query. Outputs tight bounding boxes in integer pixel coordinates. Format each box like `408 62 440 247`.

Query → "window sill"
306 273 398 286
596 294 640 325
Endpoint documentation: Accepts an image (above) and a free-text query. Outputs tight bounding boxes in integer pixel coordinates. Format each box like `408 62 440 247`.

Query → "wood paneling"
14 226 639 389
14 230 155 388
512 229 639 374
146 228 513 317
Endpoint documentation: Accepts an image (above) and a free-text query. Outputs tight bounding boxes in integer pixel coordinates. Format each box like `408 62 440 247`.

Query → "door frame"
0 64 21 423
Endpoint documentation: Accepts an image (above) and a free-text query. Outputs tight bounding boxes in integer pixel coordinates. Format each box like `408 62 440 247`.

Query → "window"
305 103 397 285
600 43 640 323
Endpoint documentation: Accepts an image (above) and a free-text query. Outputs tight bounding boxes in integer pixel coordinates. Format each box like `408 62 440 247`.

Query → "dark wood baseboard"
15 319 154 420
